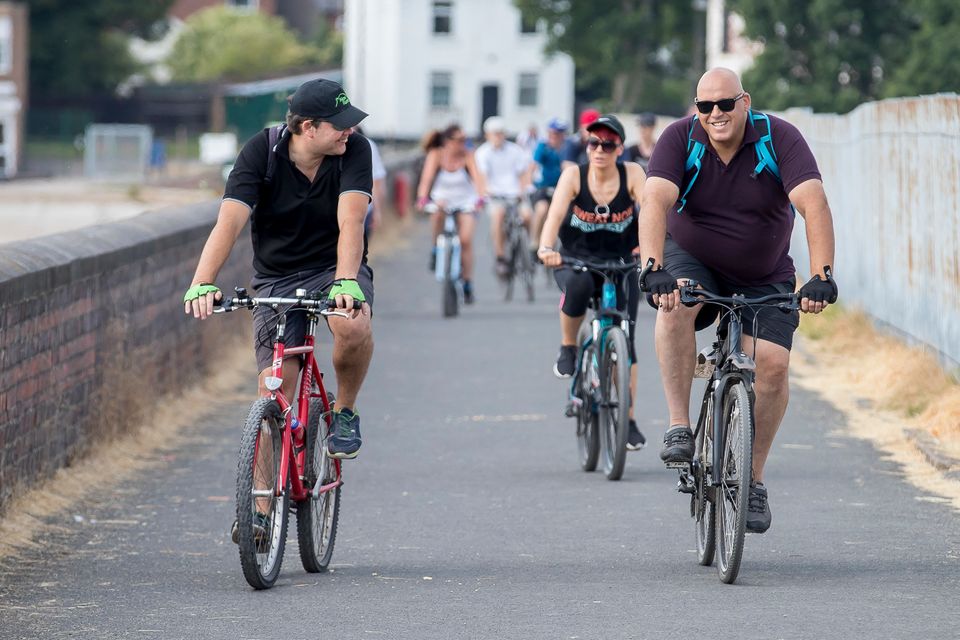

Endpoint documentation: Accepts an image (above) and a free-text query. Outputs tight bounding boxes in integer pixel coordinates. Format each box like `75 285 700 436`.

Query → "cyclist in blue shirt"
531 118 568 259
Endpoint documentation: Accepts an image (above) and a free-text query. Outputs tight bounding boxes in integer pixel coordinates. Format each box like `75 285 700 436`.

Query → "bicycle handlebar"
561 257 642 274
678 283 800 311
213 291 362 317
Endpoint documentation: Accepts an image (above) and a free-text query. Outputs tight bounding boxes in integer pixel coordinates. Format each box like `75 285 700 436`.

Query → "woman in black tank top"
536 114 648 450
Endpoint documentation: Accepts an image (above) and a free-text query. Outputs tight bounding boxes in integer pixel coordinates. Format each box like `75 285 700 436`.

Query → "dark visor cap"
289 78 368 129
586 114 626 143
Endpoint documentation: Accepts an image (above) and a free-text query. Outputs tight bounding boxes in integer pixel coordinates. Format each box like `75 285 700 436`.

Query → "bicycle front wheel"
516 227 535 303
575 323 599 472
442 242 458 317
297 395 341 573
715 381 753 583
600 328 631 480
236 398 289 590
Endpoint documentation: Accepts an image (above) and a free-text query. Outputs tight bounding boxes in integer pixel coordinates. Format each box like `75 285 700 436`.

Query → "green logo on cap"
335 92 350 107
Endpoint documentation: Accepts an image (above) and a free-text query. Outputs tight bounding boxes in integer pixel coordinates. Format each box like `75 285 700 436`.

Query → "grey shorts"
249 264 374 372
663 237 799 350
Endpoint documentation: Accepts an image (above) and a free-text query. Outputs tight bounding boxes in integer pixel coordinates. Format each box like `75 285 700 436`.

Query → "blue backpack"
677 110 781 213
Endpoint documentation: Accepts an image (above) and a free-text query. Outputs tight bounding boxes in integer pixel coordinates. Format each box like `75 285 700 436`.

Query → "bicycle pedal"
665 461 691 470
677 480 695 494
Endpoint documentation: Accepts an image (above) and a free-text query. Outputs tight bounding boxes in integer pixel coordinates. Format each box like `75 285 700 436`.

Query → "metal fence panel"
786 94 960 368
83 123 153 181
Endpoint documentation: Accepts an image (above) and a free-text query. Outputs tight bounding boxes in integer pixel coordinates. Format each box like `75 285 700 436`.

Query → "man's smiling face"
695 69 751 150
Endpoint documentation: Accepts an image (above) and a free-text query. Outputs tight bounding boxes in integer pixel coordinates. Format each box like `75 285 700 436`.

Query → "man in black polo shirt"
639 67 838 533
184 78 374 462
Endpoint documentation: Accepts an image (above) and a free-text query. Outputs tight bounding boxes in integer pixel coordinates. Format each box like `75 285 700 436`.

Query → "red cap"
579 108 600 127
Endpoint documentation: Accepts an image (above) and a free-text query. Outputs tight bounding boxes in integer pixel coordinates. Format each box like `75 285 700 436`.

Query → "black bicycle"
563 257 639 480
670 283 800 584
500 198 535 303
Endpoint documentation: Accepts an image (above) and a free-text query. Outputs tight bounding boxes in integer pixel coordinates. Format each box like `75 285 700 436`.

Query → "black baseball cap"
586 114 626 143
288 78 368 130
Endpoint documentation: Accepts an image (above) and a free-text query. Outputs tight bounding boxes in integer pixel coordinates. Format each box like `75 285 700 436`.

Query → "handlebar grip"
326 298 363 310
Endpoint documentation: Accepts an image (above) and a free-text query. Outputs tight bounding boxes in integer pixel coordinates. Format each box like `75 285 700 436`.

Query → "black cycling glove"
638 263 679 296
798 270 838 304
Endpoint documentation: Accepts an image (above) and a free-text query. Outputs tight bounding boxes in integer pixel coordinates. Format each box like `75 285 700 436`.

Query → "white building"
344 0 574 140
706 0 761 76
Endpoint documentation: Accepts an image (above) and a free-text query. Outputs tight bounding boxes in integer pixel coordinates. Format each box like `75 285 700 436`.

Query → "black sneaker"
428 249 437 272
553 345 577 378
231 512 270 545
626 419 646 451
659 425 694 464
462 280 475 304
327 408 362 459
746 483 772 533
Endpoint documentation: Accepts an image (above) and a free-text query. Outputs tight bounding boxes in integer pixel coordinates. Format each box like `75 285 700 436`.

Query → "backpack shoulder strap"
749 111 781 182
677 115 705 214
264 123 287 184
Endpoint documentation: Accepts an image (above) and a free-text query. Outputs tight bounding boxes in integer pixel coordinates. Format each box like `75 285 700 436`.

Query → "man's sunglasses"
694 92 745 114
586 137 619 153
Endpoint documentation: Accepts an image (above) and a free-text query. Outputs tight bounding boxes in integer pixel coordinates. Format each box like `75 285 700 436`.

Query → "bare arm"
331 191 370 315
371 177 387 229
185 199 249 319
789 178 835 279
625 162 647 207
537 165 579 267
416 150 439 202
639 176 681 310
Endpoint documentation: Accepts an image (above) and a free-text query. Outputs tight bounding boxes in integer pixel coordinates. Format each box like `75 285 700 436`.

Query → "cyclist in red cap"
561 108 601 170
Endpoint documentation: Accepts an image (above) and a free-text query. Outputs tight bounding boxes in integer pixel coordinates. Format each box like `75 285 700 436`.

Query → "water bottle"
290 415 304 447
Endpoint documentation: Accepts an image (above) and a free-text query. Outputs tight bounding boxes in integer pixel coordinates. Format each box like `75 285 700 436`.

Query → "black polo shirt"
224 129 373 277
647 114 821 286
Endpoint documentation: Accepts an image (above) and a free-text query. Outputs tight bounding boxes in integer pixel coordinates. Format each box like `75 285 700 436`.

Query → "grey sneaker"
746 483 772 533
553 345 577 378
659 425 694 464
327 408 362 459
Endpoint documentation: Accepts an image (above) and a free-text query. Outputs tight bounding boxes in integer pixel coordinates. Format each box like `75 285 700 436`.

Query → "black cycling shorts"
662 236 799 350
554 265 640 362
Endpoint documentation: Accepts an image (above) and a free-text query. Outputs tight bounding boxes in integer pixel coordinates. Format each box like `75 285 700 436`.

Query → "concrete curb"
905 429 960 481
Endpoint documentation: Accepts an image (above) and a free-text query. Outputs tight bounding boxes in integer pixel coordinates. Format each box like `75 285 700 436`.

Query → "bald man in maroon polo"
638 67 838 534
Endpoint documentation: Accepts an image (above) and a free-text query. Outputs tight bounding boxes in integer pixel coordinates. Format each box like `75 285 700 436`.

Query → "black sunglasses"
694 92 745 114
586 137 619 153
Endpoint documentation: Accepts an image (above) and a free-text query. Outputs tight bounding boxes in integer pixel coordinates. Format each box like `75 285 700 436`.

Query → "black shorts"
663 237 799 350
554 265 640 362
532 186 555 205
249 264 375 372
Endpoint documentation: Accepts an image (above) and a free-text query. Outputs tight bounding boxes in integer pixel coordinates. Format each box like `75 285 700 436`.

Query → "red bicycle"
215 287 351 589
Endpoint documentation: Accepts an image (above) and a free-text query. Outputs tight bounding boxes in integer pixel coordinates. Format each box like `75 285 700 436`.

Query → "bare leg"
560 310 584 345
258 358 302 401
458 212 476 282
533 199 549 247
326 303 374 411
430 209 443 243
489 203 506 258
654 303 699 427
750 339 791 483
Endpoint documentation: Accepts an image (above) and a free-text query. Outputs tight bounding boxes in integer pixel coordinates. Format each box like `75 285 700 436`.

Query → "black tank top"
558 162 639 259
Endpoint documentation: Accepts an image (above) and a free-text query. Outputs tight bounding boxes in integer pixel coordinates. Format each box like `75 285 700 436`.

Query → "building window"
431 72 452 108
433 1 452 34
520 11 538 34
518 73 538 107
0 17 11 75
225 0 259 10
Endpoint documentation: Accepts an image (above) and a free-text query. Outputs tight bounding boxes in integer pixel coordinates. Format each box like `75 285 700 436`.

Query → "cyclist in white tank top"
416 124 486 303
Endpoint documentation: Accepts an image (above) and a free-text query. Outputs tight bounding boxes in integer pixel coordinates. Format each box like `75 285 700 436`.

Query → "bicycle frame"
265 308 341 503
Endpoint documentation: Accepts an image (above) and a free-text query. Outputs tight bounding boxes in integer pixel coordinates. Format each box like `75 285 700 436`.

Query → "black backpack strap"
264 124 287 184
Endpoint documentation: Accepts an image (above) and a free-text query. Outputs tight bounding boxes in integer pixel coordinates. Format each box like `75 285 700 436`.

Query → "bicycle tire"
694 394 716 566
715 381 753 584
296 394 341 573
575 323 600 472
503 232 519 302
516 226 536 303
599 328 631 480
442 240 458 317
236 398 289 589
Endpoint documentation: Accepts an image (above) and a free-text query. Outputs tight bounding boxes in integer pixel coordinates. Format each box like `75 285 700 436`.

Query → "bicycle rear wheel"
715 381 753 583
575 324 599 472
236 398 289 589
694 395 716 566
516 227 536 303
297 394 341 573
599 328 631 480
442 241 458 317
503 233 519 302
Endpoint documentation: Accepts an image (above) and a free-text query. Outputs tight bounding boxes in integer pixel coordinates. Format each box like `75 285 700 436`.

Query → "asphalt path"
1 219 958 639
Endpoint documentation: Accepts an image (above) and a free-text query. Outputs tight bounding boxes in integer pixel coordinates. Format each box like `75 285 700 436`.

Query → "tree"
26 0 174 98
729 0 913 113
167 7 333 83
883 0 960 98
513 0 703 115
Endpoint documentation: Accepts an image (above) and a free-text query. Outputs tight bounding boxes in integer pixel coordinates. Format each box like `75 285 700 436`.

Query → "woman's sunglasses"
586 137 619 153
694 92 745 114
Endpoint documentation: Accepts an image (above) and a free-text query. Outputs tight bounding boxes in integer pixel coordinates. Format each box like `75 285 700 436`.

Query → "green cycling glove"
183 283 220 303
327 278 366 303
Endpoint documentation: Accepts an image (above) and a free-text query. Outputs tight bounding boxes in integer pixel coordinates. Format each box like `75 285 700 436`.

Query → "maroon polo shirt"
646 113 821 285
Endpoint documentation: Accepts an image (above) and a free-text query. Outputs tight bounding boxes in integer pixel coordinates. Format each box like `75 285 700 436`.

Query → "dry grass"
796 305 960 508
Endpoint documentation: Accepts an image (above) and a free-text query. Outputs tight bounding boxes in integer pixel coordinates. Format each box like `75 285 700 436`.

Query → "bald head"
697 67 743 99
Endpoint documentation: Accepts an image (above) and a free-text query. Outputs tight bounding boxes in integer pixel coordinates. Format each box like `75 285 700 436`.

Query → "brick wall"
0 202 255 512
